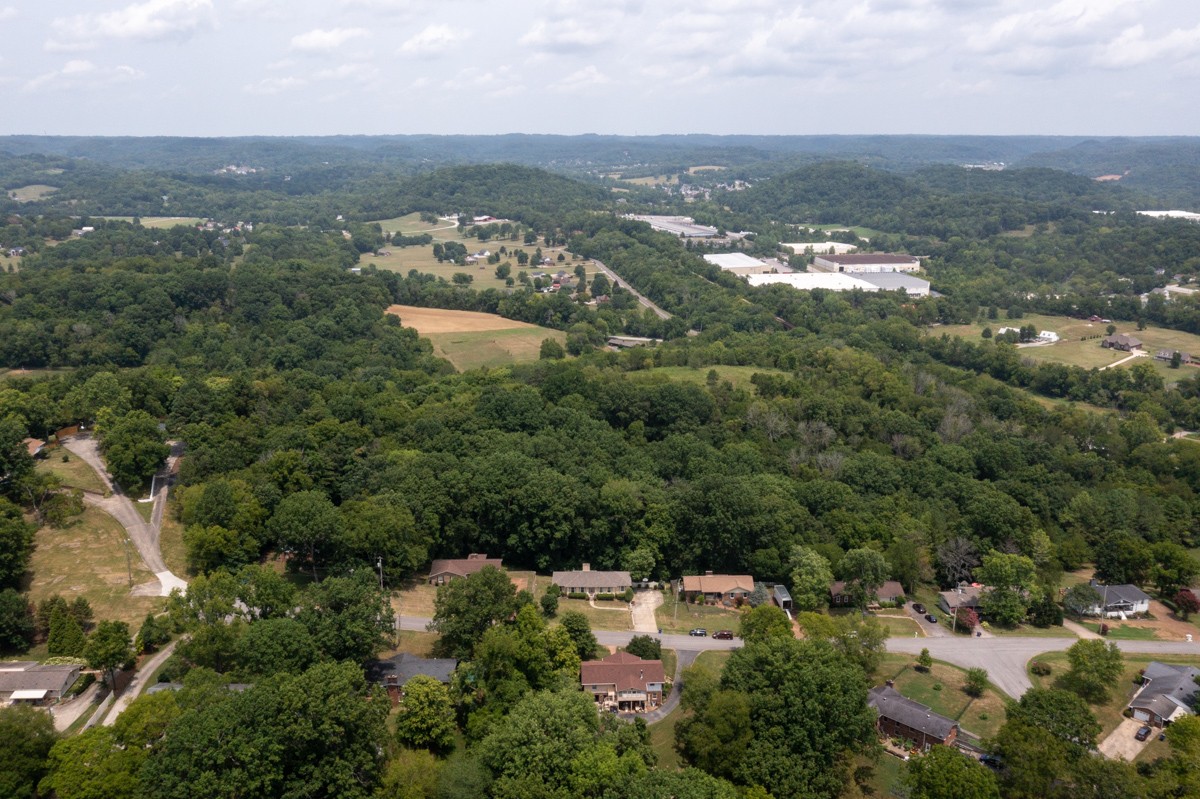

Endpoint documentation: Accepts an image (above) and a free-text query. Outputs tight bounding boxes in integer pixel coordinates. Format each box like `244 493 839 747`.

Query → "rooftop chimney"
705 570 714 576
582 563 590 572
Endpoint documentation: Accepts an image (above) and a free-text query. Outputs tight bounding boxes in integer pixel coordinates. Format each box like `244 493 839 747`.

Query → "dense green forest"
4 142 1200 799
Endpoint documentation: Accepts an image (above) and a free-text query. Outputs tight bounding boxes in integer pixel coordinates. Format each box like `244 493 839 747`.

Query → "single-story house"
830 580 905 607
365 653 459 705
23 438 45 458
772 584 793 612
682 572 755 603
1101 333 1143 351
868 685 958 749
1082 579 1152 618
1128 661 1200 727
427 554 503 585
581 651 666 713
0 661 81 705
937 585 985 614
1155 349 1196 364
552 565 631 595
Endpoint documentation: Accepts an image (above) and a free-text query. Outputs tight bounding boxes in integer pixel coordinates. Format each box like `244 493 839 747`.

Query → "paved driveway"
1100 718 1154 761
630 590 663 633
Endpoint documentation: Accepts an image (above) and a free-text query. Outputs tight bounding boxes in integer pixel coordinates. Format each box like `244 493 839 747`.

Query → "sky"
1 0 1199 137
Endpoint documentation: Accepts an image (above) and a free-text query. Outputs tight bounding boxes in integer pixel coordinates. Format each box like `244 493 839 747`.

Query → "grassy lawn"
158 501 188 578
630 365 788 391
377 630 440 659
425 327 566 371
1027 651 1200 739
933 312 1200 385
393 581 440 619
100 216 206 228
985 622 1077 638
135 501 154 523
9 184 58 202
873 613 926 638
859 751 907 798
655 593 743 635
879 654 1007 739
27 506 165 627
660 649 677 680
1081 622 1159 640
36 452 108 495
362 212 594 293
557 597 632 632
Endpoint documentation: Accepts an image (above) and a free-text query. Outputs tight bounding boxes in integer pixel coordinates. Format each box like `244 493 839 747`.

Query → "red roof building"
580 651 666 713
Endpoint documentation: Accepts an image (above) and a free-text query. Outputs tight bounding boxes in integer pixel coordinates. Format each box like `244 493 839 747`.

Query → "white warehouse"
702 253 772 275
747 272 930 297
813 253 921 273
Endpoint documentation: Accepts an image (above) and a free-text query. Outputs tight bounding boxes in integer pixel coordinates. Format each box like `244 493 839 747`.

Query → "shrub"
595 593 616 601
568 592 588 600
540 593 558 617
1030 661 1052 676
66 673 95 697
965 667 988 697
932 683 942 692
622 588 635 602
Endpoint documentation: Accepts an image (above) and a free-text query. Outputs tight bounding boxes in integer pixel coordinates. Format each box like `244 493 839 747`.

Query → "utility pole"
377 557 384 592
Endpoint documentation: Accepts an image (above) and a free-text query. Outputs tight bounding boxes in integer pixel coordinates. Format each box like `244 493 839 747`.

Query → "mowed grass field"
28 506 164 627
36 452 109 496
363 213 595 292
100 216 207 229
935 312 1200 384
8 184 58 202
386 304 565 370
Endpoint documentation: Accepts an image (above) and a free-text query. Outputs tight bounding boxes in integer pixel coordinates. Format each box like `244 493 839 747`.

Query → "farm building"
702 252 771 275
784 241 858 255
812 253 921 273
746 272 930 297
681 572 755 603
1101 333 1143 351
552 565 631 595
868 686 958 750
1128 662 1200 726
427 554 503 585
0 661 81 706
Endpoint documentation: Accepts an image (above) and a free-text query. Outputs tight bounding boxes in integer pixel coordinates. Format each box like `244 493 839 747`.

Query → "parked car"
911 603 926 614
979 754 1002 769
689 628 707 637
924 614 938 623
712 630 734 640
1135 725 1153 742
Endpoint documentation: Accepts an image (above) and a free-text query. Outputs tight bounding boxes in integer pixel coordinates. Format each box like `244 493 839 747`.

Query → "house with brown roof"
427 554 503 585
868 685 958 750
681 572 755 603
830 580 906 607
1101 333 1143 351
581 651 666 713
552 564 631 595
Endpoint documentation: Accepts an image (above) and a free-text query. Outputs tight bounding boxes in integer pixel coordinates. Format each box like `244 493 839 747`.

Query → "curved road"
399 615 1199 700
63 435 187 596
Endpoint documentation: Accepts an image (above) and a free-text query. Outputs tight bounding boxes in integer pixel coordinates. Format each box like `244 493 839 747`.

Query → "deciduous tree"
788 545 833 611
1065 639 1124 702
903 745 999 799
428 566 519 659
738 604 792 643
394 675 456 753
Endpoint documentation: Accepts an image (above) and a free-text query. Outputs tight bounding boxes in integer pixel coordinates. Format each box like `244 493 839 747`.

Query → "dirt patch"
387 305 542 334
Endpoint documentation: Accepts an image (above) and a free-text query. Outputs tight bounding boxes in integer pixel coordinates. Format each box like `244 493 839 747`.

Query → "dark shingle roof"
366 653 458 685
1129 662 1200 719
868 686 958 739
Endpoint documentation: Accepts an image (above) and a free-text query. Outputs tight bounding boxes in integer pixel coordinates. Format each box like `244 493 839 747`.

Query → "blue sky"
2 0 1199 136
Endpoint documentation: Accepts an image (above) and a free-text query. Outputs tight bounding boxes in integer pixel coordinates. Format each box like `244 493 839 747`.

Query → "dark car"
712 630 734 640
912 603 926 614
1135 725 1153 742
924 614 938 623
689 628 707 637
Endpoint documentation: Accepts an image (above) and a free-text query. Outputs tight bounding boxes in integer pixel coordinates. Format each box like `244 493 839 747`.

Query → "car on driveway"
689 628 707 637
924 614 938 623
1135 725 1153 742
912 603 926 614
712 630 734 640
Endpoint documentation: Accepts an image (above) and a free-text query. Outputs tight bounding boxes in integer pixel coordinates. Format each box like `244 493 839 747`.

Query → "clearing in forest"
8 184 58 202
387 305 541 334
386 305 565 370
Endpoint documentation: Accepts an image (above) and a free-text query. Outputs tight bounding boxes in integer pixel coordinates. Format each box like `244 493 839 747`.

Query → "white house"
1082 580 1151 618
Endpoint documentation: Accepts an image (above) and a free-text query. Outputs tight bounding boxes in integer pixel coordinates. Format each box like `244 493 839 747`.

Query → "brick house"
581 651 666 713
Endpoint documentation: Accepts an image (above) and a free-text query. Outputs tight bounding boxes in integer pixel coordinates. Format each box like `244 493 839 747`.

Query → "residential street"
588 258 673 321
399 615 1200 700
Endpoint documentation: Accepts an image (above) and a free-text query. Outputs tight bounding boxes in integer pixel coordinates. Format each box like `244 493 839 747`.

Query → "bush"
568 592 588 600
66 672 95 697
546 583 561 599
622 588 635 602
965 667 988 697
595 593 616 601
540 593 558 617
1030 661 1052 676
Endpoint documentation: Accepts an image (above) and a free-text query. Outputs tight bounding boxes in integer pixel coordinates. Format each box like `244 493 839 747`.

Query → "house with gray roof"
0 661 81 705
552 565 631 595
868 685 958 749
366 653 458 688
1128 662 1199 727
1082 579 1152 618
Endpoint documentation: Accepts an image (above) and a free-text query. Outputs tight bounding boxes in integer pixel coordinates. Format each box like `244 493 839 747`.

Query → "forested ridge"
3 144 1200 799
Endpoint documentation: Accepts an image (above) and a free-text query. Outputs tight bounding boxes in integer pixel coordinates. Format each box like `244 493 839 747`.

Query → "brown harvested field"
386 304 542 334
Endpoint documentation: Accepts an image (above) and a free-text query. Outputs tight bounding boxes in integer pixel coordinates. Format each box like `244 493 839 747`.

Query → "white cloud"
243 76 306 94
549 65 610 92
519 19 614 51
1096 23 1200 68
290 27 369 53
48 0 215 51
24 60 144 92
400 24 469 56
314 63 379 80
0 6 17 21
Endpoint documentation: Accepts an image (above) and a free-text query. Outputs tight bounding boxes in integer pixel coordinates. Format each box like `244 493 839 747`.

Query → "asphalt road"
589 258 673 321
399 615 1200 699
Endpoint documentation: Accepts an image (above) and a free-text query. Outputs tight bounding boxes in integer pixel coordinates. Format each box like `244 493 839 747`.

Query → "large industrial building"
746 272 930 297
784 242 858 255
702 253 771 275
625 215 719 238
812 253 921 273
